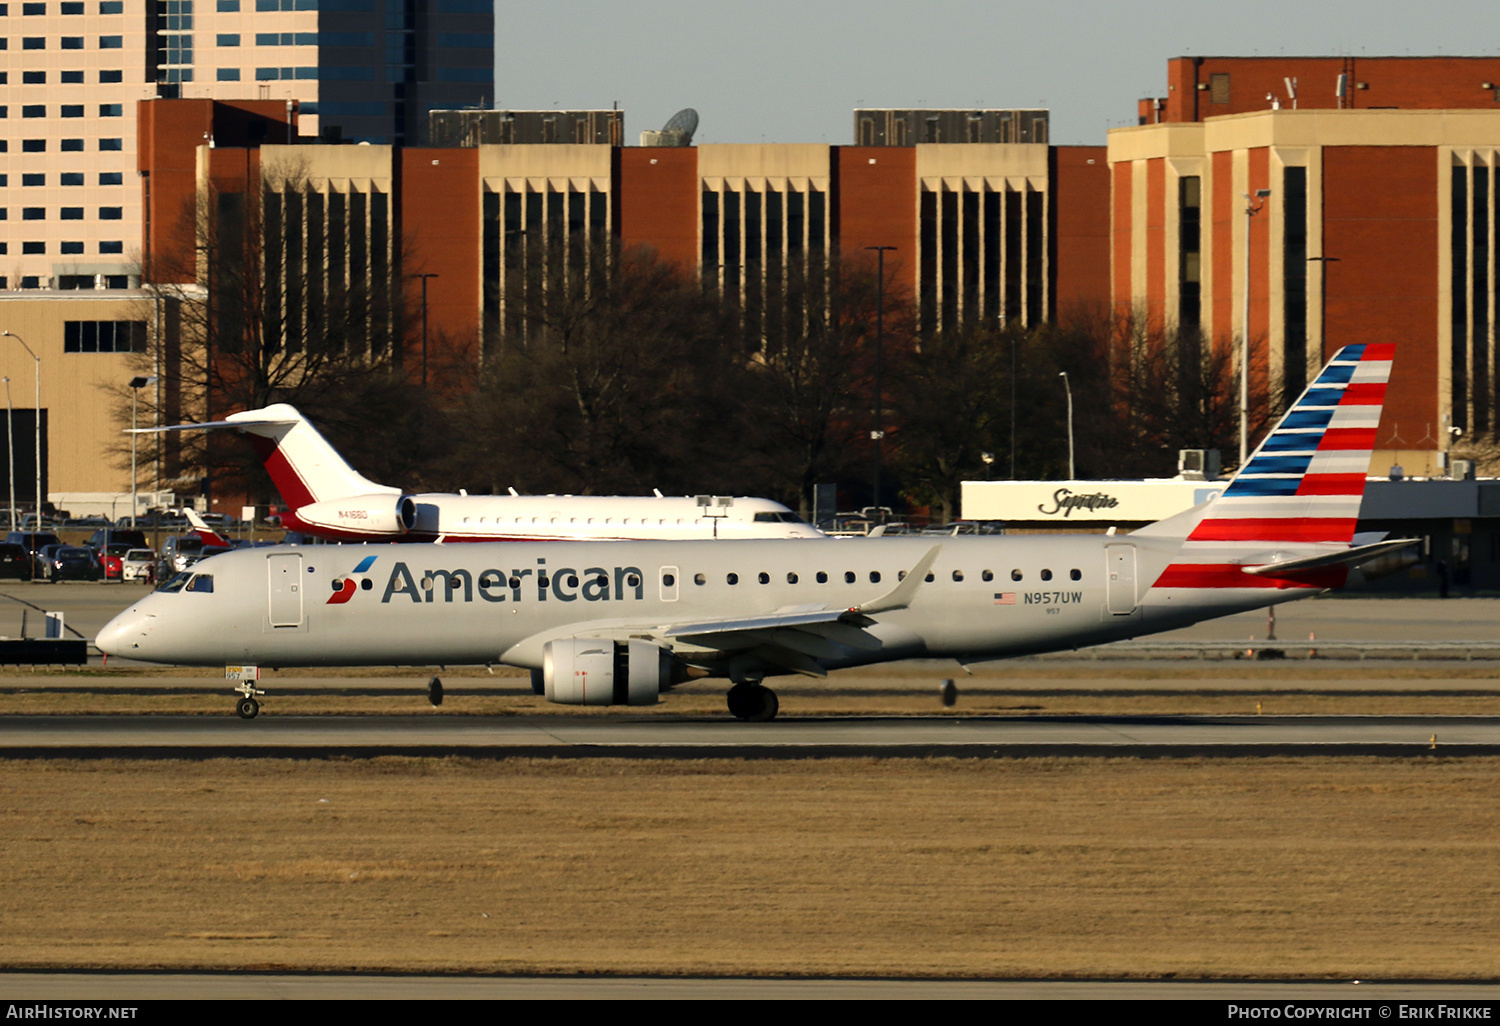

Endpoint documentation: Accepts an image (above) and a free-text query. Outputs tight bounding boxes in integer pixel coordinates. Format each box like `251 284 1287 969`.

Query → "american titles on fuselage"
327 556 1089 606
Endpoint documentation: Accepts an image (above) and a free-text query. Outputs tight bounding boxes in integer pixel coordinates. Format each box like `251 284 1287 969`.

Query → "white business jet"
136 404 822 542
101 345 1409 722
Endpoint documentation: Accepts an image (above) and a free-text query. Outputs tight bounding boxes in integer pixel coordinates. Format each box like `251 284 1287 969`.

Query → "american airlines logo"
356 559 649 605
327 554 379 604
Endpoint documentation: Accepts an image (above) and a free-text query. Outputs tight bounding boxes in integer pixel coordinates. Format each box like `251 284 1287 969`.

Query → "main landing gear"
727 681 779 722
233 680 266 720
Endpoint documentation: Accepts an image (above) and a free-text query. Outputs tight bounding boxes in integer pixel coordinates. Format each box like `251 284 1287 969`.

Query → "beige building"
0 290 147 510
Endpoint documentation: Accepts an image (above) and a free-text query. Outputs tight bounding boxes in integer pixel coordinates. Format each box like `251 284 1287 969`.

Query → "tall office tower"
1 0 493 291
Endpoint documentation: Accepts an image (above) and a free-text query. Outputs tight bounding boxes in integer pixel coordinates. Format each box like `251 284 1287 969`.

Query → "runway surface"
4 712 1498 756
2 971 1498 1000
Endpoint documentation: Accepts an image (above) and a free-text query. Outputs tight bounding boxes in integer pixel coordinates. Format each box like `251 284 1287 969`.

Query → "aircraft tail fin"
180 508 232 548
137 405 397 508
1144 343 1395 589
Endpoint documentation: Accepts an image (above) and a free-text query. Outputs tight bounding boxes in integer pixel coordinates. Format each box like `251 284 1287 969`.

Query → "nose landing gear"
233 680 265 720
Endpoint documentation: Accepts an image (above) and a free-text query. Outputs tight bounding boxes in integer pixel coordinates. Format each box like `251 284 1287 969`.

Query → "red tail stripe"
1339 383 1387 405
1188 518 1359 543
1296 474 1368 496
1152 564 1324 589
1318 427 1378 450
1361 343 1397 361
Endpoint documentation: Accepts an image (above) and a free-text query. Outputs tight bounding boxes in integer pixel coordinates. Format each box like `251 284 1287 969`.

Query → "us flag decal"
994 593 1016 605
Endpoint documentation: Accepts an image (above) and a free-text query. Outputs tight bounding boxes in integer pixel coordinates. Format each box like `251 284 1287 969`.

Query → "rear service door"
268 553 304 628
1105 544 1138 615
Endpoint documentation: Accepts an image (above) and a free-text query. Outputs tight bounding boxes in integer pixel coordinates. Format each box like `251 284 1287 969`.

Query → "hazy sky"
496 0 1500 146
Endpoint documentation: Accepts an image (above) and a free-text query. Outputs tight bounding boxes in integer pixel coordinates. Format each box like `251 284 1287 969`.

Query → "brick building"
1115 56 1500 477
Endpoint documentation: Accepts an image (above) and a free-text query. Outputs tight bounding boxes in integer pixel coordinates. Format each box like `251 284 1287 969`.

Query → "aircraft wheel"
728 683 779 722
236 697 260 720
726 682 755 719
746 685 779 722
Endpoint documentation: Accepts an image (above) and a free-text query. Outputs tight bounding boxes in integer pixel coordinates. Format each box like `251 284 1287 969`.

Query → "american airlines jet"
138 404 822 542
101 345 1408 722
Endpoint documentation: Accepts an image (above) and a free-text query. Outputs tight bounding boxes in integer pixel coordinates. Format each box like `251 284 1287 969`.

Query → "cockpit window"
156 571 213 594
156 571 192 593
753 511 808 524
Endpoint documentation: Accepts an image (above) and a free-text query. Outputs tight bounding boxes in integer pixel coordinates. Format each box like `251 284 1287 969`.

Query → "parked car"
121 549 157 584
98 542 136 581
40 545 101 582
87 529 148 556
0 542 31 580
158 534 231 577
7 532 63 578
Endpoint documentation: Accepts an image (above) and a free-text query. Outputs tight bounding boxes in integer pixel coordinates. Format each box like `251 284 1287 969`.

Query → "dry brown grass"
2 756 1499 978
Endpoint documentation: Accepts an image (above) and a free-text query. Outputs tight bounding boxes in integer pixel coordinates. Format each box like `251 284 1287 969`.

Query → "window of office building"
61 173 83 185
22 243 44 255
100 138 122 151
22 174 44 186
61 207 83 220
98 70 120 82
99 172 121 185
100 241 122 254
99 35 122 48
22 139 46 152
217 68 240 80
99 206 122 219
23 71 44 83
61 104 83 117
60 243 84 255
22 208 44 221
60 139 82 151
99 103 121 117
64 321 147 353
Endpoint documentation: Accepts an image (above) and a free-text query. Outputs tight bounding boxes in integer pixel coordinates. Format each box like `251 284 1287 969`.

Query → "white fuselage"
96 535 1318 673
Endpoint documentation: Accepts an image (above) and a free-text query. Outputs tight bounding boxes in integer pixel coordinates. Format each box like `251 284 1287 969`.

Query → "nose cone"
96 606 150 658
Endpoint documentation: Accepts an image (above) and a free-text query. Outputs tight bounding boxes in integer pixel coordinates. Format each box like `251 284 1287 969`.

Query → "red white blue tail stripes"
1152 344 1394 589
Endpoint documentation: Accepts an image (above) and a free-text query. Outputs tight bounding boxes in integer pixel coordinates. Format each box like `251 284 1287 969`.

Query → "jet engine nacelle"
295 494 417 536
541 638 673 706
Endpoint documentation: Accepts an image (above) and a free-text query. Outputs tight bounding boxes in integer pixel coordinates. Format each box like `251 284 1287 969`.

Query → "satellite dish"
661 108 699 144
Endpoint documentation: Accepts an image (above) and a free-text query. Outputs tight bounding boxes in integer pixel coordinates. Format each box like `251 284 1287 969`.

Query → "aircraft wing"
656 545 941 676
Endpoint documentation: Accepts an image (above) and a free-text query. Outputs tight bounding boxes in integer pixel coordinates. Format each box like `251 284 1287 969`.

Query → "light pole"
3 377 14 533
129 375 157 528
2 332 42 530
1242 188 1271 466
865 245 895 518
411 273 439 388
1059 371 1075 480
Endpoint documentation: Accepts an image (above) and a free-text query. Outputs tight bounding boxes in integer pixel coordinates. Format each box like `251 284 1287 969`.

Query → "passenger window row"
673 568 1084 585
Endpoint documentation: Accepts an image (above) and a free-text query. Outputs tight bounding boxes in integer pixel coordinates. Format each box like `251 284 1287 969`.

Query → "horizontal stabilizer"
1241 538 1419 577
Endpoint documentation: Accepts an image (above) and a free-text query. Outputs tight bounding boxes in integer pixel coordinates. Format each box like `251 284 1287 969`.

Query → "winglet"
852 544 942 616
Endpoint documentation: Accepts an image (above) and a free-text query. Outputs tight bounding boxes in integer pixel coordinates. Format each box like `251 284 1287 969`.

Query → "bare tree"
121 156 430 505
452 240 749 496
